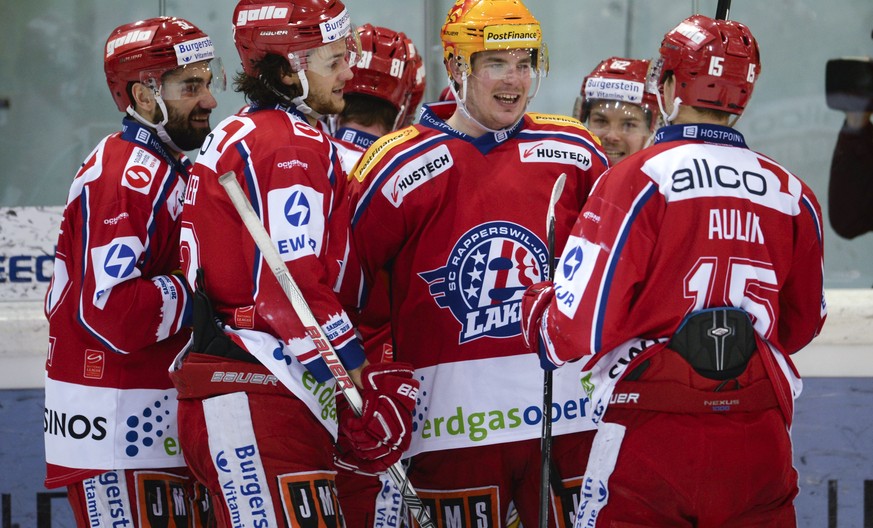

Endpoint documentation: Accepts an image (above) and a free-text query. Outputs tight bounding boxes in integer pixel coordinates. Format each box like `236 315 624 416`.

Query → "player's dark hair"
233 54 303 106
339 93 398 133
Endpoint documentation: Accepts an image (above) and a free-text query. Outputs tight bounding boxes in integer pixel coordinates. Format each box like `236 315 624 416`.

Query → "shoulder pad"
528 113 588 131
352 126 420 183
527 113 602 146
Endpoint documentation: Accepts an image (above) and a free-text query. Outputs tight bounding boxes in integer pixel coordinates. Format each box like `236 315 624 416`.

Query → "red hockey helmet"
345 24 417 112
575 57 656 125
232 0 357 76
104 17 218 112
653 14 760 115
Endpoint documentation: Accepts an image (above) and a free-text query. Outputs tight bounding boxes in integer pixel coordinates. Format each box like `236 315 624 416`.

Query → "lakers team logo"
419 221 548 343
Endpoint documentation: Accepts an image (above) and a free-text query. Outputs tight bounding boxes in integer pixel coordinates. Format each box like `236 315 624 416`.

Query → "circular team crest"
419 221 548 343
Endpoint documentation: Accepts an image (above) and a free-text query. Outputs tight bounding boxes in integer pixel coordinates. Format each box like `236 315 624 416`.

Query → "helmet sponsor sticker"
174 36 215 65
106 26 156 57
235 5 289 27
419 221 547 343
672 21 711 48
483 24 541 49
381 144 453 207
584 78 645 104
122 148 161 195
321 8 351 43
267 185 325 262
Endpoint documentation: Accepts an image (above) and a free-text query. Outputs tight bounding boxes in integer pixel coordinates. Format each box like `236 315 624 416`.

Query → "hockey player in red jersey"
170 1 420 526
325 22 427 527
43 16 223 527
574 57 659 166
332 23 423 153
522 14 827 526
346 0 609 525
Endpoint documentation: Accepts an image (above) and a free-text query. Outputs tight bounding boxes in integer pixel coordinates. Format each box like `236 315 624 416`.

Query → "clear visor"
585 100 653 138
140 58 226 101
646 57 665 96
469 46 548 99
288 29 362 77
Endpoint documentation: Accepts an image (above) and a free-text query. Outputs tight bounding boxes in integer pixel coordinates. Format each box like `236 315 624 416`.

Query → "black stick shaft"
715 0 731 20
539 174 566 528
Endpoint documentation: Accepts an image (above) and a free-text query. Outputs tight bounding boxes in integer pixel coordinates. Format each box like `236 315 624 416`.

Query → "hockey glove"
521 281 560 371
336 362 419 475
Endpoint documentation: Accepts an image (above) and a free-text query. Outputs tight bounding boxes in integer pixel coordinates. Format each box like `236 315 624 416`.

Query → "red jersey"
181 104 364 387
543 123 827 424
348 105 609 455
43 119 192 487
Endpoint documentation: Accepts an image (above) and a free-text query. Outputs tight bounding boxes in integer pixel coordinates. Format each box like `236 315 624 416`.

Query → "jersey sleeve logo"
553 235 600 318
292 119 324 142
103 243 138 279
122 147 161 194
167 179 185 220
90 236 144 309
418 221 548 344
267 185 325 261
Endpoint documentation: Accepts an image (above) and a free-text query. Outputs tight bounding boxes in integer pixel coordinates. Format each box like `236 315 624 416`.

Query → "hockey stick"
539 173 566 528
218 172 435 528
715 0 731 20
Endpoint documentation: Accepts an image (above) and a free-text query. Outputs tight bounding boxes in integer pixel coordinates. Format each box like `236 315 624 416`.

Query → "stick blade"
547 173 567 225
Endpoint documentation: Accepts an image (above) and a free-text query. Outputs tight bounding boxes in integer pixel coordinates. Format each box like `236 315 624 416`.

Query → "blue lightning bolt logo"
284 191 311 226
104 243 137 278
562 246 584 281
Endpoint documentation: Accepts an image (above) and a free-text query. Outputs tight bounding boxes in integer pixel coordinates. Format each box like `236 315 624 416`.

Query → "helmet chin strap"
126 94 185 153
291 70 323 120
654 86 682 125
258 70 324 121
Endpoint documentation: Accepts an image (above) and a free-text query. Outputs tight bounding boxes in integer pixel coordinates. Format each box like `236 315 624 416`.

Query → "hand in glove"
520 281 562 370
335 362 419 475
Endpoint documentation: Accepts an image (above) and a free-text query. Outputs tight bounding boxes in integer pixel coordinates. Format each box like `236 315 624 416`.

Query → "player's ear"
130 82 156 114
447 55 465 85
